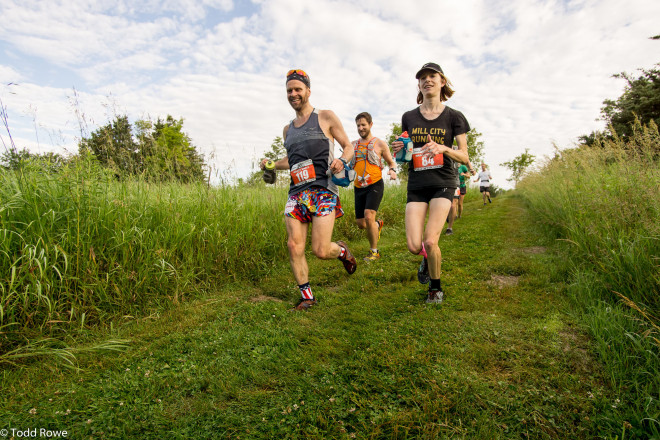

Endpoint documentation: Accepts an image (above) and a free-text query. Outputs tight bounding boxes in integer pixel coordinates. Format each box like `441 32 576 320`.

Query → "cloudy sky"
1 0 658 187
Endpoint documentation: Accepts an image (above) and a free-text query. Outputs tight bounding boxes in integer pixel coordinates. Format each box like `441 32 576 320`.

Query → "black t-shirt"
401 106 470 190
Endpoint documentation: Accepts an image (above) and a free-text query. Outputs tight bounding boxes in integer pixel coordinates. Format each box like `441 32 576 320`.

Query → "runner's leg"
447 198 458 231
364 208 378 249
310 213 342 260
425 197 452 279
285 217 310 285
405 202 428 254
354 187 367 230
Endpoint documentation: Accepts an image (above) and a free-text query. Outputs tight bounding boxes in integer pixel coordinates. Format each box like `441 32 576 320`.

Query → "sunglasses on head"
287 69 308 78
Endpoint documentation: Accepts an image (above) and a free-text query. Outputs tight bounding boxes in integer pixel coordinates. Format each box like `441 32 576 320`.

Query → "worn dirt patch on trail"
559 325 598 375
488 275 520 289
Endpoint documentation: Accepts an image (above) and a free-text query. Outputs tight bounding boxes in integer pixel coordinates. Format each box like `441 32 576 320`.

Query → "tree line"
580 61 660 147
1 114 206 183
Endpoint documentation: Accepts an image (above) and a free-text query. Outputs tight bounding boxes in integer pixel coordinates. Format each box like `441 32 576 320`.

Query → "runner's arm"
446 133 469 164
260 126 291 170
320 110 354 173
421 133 469 164
259 156 289 170
377 139 397 170
377 139 397 179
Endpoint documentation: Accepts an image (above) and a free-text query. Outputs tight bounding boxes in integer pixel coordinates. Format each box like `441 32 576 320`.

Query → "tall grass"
0 157 298 345
518 120 660 435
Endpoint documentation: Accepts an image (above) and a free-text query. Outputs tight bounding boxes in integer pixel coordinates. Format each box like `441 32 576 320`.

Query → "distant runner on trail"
475 163 493 205
351 112 397 261
447 161 475 234
260 69 357 311
456 161 475 218
444 187 460 236
444 145 469 236
391 62 470 304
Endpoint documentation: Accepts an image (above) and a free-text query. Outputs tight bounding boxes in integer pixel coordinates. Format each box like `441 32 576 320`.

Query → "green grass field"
1 191 637 439
3 123 659 438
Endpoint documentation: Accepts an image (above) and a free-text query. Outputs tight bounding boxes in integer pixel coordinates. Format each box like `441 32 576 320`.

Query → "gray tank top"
284 109 338 196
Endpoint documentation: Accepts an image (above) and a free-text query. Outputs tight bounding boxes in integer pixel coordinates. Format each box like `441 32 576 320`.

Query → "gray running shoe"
425 289 444 304
417 257 430 284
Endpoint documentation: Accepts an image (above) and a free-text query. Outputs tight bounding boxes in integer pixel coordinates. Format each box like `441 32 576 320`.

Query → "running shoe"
445 228 453 236
417 257 430 284
291 298 317 311
488 196 492 203
425 289 444 304
377 220 384 241
363 249 380 261
336 240 357 274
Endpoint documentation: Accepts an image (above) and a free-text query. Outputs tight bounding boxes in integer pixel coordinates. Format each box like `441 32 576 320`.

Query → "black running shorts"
354 179 384 219
406 187 455 204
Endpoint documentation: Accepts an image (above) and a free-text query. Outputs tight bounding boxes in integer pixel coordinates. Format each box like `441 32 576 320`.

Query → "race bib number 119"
412 149 444 171
290 159 317 186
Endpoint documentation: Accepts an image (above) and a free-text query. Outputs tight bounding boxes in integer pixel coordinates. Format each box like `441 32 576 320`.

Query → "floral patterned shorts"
284 187 344 223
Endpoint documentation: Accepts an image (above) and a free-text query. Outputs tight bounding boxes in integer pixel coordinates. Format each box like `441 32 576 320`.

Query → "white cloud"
1 0 658 187
0 65 23 83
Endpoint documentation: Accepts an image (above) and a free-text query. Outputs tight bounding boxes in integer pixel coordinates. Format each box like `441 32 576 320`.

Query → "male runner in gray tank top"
260 69 357 311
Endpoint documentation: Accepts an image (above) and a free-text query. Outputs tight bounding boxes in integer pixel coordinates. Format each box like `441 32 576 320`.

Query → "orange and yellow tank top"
351 138 383 188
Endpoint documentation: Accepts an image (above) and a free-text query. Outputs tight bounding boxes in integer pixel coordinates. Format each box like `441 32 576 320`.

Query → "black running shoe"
291 298 317 311
336 240 357 275
425 289 444 304
417 257 430 284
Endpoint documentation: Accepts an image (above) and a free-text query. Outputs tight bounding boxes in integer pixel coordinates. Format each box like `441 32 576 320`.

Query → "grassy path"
2 194 618 439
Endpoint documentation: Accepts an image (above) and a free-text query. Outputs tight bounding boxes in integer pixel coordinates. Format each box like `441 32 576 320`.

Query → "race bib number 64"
412 149 444 171
290 159 317 186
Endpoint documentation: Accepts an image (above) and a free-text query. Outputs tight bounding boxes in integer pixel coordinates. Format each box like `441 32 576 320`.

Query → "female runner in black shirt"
392 62 470 304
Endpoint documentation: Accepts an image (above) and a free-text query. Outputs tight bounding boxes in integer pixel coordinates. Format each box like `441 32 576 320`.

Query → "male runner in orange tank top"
351 112 397 261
